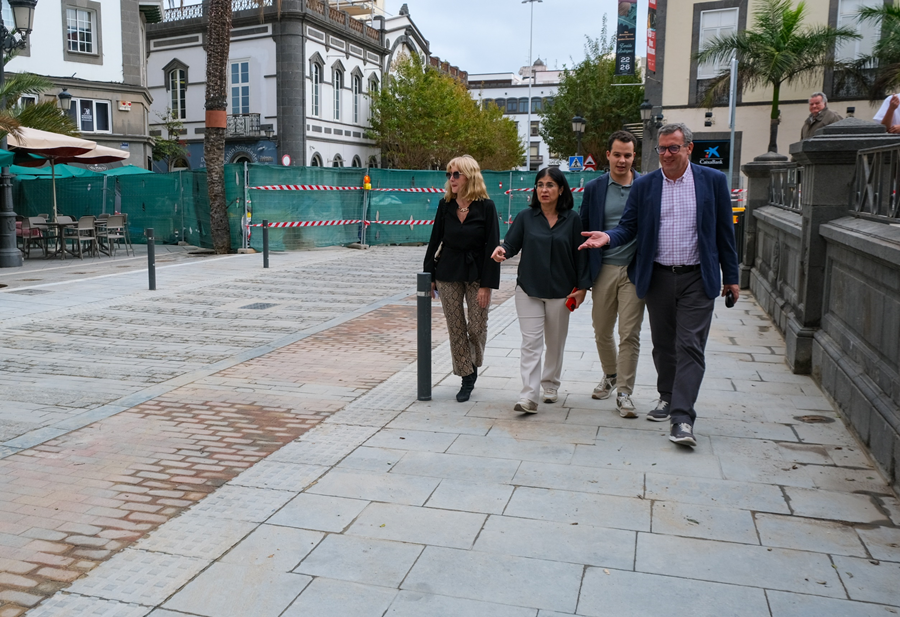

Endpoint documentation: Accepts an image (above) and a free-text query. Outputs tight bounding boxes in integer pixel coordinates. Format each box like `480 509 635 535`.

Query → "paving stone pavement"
0 246 898 616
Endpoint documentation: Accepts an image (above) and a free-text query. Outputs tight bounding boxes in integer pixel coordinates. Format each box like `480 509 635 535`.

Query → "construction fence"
11 164 745 251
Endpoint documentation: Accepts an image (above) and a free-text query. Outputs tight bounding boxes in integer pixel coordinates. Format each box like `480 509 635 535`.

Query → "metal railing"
163 3 203 21
852 143 900 221
769 166 802 212
226 113 261 137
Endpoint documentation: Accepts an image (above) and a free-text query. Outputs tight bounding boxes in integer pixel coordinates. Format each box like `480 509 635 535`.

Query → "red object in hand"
565 287 579 312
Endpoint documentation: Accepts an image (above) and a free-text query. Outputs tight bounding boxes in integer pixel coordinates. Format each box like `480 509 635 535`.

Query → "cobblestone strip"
0 274 517 616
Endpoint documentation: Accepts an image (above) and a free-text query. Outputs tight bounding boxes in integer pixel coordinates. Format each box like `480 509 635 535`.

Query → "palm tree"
695 0 859 154
1 71 80 137
204 0 232 254
854 4 900 97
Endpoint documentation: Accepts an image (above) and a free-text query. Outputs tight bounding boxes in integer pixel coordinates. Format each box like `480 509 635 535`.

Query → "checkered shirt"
656 163 700 266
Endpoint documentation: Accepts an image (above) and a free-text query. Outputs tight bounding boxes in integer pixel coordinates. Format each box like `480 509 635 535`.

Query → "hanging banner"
647 0 657 73
615 0 638 76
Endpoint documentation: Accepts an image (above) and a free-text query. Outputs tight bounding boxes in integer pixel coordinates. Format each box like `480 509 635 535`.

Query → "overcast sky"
383 0 649 75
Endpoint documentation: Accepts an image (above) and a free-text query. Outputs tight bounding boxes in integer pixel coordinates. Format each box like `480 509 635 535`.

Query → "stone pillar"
784 118 900 372
274 5 306 166
740 151 791 289
0 168 22 268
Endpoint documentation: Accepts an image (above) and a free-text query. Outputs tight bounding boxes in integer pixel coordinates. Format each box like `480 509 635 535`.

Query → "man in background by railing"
801 92 842 140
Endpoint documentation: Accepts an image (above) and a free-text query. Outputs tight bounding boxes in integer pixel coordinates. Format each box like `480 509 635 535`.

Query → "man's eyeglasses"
655 144 689 155
446 171 465 180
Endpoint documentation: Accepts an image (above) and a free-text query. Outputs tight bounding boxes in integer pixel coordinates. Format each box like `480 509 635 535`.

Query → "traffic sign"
583 154 597 172
568 156 584 172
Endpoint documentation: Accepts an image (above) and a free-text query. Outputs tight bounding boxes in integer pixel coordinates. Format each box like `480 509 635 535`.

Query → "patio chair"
102 214 132 256
20 217 47 258
63 216 98 259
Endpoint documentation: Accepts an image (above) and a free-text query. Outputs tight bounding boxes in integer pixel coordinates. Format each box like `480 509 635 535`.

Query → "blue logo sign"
704 146 720 158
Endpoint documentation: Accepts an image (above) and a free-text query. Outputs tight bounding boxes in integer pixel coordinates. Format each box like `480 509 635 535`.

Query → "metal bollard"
145 228 156 290
262 219 269 268
417 272 432 401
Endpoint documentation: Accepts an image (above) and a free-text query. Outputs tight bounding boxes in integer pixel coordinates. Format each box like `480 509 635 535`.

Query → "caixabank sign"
691 140 730 171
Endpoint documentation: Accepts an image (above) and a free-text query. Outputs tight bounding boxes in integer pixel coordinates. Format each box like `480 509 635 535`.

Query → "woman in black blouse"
424 155 501 402
491 167 590 413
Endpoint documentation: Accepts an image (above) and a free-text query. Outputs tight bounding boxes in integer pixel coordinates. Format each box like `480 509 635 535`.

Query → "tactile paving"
133 514 256 559
229 460 329 491
186 485 293 522
27 594 152 617
65 549 207 605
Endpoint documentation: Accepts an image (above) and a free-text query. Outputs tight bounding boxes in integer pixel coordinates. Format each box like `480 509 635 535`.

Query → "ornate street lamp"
640 99 652 123
58 88 72 112
0 0 39 269
571 114 586 157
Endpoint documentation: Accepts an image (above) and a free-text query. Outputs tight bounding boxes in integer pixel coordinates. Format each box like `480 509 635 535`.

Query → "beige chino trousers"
590 264 646 395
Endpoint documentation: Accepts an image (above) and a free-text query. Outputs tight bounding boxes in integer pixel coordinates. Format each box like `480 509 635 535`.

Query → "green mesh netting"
11 165 603 249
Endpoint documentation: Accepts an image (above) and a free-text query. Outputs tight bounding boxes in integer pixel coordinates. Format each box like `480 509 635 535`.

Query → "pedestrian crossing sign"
568 156 584 172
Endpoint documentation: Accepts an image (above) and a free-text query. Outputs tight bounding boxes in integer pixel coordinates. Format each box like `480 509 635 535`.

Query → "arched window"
494 98 506 112
310 152 323 166
518 97 529 114
351 155 362 167
483 98 493 110
531 97 542 113
169 69 186 119
543 96 555 110
506 98 518 113
367 155 378 168
312 63 321 116
332 154 344 167
334 69 343 120
352 75 361 123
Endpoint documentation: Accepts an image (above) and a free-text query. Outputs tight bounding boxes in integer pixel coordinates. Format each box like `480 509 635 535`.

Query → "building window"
507 98 518 114
531 97 543 113
230 61 250 115
530 121 540 137
66 7 95 54
836 0 879 61
332 154 343 167
68 98 111 133
544 97 554 109
310 153 323 166
313 64 322 116
169 69 186 119
351 155 362 167
697 8 739 79
352 75 361 123
518 97 529 114
529 142 540 158
494 99 506 113
19 95 37 107
334 69 343 120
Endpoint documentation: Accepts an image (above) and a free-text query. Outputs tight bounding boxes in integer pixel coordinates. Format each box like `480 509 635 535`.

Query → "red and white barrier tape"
248 219 435 227
249 185 444 193
504 187 585 194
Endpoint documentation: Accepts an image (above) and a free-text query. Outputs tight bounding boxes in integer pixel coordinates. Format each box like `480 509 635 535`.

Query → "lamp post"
522 0 541 172
0 0 38 269
571 114 585 158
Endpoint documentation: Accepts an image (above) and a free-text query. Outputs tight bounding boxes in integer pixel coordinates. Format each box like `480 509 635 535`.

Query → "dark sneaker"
669 423 697 447
646 399 670 422
592 375 617 400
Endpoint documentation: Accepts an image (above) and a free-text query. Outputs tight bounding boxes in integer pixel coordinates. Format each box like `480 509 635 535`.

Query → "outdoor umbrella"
0 149 14 166
7 127 96 220
65 144 130 166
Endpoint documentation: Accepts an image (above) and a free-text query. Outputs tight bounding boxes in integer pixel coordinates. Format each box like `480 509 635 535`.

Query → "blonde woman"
424 155 501 402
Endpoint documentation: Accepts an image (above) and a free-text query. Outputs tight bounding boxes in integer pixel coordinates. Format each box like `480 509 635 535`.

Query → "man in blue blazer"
579 131 645 418
580 122 740 447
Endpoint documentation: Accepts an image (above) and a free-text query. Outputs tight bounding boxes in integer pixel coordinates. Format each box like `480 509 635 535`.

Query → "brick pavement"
0 252 518 616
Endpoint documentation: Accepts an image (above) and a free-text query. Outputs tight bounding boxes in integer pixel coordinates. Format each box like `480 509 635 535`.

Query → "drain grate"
239 302 278 310
794 415 835 424
10 289 52 295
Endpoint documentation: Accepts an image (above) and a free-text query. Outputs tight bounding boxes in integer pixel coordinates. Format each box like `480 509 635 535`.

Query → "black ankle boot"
456 371 476 402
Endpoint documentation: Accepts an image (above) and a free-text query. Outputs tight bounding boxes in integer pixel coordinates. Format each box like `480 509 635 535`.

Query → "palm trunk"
204 0 232 254
768 82 781 153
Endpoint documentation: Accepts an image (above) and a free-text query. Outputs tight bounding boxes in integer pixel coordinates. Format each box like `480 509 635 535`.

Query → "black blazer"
423 198 501 288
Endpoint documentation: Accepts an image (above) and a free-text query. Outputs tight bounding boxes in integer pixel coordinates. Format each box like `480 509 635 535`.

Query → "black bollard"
417 272 432 401
145 228 156 290
262 219 269 269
